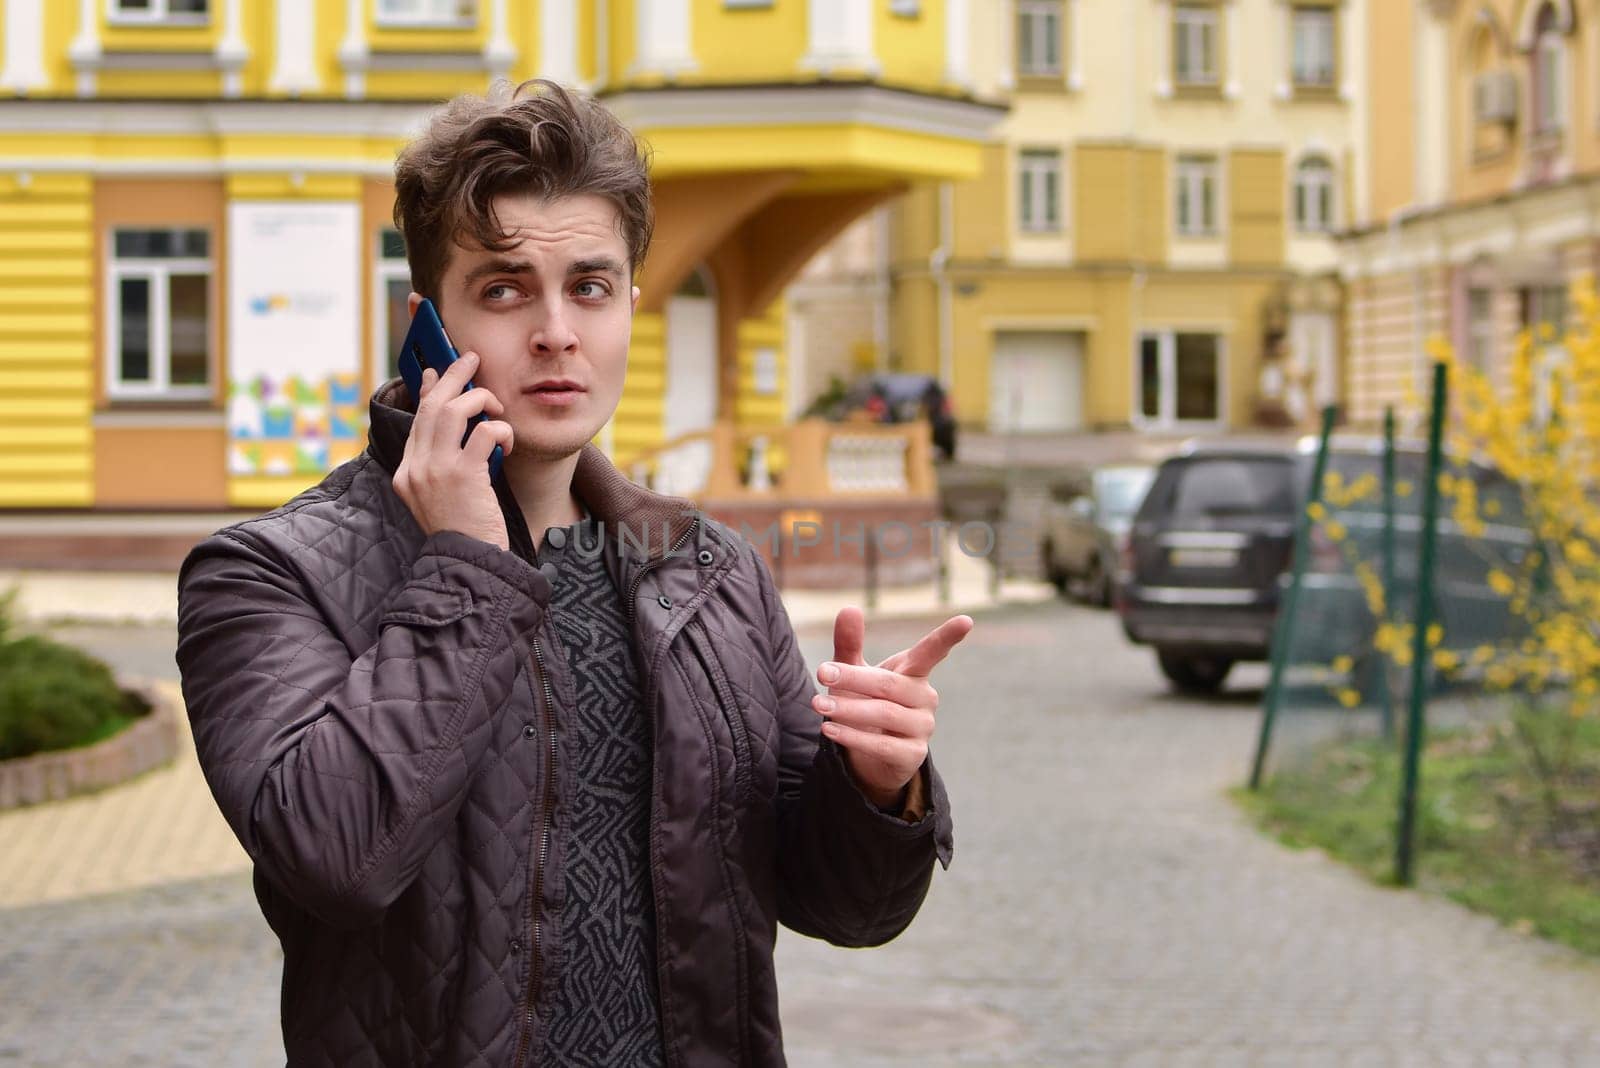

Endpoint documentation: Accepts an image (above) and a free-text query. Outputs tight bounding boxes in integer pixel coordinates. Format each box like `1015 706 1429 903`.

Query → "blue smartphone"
397 298 504 481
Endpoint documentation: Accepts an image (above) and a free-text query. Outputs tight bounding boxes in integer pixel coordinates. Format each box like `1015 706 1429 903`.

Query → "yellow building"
1341 0 1596 429
0 0 1001 511
870 0 1362 437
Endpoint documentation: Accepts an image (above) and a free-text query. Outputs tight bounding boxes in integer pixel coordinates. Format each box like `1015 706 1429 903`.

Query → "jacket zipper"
624 517 700 620
513 632 559 1068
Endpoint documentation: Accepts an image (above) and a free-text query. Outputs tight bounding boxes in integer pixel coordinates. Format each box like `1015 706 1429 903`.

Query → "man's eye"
575 281 609 299
484 284 517 301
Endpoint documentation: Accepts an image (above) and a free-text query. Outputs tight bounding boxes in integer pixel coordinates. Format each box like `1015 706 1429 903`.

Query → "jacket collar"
367 377 700 560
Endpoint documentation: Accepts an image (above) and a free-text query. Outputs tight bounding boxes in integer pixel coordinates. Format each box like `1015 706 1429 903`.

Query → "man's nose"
531 306 579 355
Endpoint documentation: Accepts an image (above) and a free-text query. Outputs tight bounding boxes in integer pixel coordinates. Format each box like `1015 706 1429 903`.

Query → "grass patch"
1234 711 1600 958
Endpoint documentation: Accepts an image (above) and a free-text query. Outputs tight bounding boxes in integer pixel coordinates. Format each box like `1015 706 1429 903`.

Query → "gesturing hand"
811 607 974 810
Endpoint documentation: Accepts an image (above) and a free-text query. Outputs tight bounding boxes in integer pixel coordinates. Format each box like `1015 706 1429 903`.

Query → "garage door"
990 331 1085 432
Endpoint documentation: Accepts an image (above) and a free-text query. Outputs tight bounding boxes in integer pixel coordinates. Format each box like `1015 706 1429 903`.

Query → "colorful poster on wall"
226 201 366 478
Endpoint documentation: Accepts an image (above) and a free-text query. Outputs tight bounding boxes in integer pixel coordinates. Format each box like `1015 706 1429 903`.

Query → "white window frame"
1174 155 1219 237
1135 329 1225 429
1293 156 1335 233
373 229 413 392
1290 4 1336 90
106 229 213 402
107 0 210 26
1017 0 1063 77
1017 148 1062 233
1173 4 1219 88
375 0 478 29
1534 19 1566 134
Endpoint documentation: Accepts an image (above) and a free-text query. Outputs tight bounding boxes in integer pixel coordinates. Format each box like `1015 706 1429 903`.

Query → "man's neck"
504 451 585 551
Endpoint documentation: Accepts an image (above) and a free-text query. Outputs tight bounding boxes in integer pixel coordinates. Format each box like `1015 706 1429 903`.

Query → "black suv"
1116 436 1530 695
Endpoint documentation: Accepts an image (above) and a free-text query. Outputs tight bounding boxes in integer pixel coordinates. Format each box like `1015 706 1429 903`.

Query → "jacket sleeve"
176 526 546 929
753 546 954 948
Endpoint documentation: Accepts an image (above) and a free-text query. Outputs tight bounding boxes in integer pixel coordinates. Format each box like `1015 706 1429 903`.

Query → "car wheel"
1040 540 1068 594
1157 649 1233 695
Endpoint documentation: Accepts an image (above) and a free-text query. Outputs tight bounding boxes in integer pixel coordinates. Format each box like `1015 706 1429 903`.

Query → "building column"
943 0 970 89
801 0 878 76
631 0 697 80
484 0 516 81
217 0 249 97
338 0 367 99
1 0 48 95
270 0 320 96
67 0 99 97
539 0 580 85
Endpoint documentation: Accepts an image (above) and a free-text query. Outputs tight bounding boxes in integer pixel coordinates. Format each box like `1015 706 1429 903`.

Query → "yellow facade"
0 0 1000 510
881 0 1360 435
1340 0 1600 428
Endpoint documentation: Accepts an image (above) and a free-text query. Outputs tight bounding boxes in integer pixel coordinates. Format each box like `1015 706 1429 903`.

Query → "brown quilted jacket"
176 380 954 1067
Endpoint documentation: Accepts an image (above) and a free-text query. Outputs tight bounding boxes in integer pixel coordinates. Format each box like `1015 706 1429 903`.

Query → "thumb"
831 605 868 668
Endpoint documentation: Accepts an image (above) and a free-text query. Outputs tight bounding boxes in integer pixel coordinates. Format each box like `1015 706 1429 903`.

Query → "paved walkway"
4 602 1600 1065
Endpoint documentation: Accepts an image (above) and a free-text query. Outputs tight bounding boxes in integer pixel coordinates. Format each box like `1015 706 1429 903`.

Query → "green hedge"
0 603 147 760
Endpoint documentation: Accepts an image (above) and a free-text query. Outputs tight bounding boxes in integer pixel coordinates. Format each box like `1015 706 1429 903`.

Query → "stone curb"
0 679 180 809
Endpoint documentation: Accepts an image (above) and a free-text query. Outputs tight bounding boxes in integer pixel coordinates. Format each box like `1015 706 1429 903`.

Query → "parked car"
1040 463 1156 605
820 373 958 460
1117 436 1531 695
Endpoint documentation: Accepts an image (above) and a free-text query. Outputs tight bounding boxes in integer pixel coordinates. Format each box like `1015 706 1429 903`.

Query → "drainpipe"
932 182 955 389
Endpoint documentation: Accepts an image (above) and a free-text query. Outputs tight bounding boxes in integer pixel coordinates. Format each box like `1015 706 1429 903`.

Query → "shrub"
0 634 147 761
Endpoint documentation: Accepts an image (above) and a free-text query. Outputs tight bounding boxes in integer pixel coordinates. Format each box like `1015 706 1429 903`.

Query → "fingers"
415 350 477 413
818 719 927 779
462 418 514 465
817 661 936 712
812 692 933 740
831 606 867 668
879 615 974 678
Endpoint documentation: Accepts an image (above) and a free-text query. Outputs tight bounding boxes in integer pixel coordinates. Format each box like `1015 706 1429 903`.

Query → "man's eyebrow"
461 259 533 288
569 257 626 278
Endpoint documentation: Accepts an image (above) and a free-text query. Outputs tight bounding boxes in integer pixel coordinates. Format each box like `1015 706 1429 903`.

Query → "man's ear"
407 291 423 319
631 286 640 314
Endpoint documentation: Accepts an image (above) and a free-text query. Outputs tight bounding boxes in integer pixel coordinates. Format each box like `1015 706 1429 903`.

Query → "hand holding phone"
392 303 515 551
398 298 505 481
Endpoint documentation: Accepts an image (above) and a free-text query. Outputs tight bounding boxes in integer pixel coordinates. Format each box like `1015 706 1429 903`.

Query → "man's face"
417 191 638 463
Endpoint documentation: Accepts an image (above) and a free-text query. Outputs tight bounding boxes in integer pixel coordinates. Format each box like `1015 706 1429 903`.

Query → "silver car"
1040 464 1156 605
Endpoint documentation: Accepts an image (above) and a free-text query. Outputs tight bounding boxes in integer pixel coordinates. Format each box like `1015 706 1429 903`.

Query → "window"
1530 4 1565 135
1467 288 1495 373
108 228 211 399
1290 4 1336 90
108 0 208 23
376 0 476 27
1018 149 1062 232
1173 4 1219 88
1138 331 1221 425
375 229 412 385
1017 0 1063 77
1293 156 1335 233
1174 155 1218 236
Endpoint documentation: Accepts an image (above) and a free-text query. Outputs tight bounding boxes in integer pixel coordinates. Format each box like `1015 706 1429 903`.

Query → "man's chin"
509 427 606 464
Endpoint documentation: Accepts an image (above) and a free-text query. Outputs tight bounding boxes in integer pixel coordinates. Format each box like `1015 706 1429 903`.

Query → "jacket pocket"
684 620 753 807
379 579 474 628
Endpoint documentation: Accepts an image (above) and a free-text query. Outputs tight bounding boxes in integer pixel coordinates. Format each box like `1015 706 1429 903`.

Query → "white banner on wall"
226 201 365 477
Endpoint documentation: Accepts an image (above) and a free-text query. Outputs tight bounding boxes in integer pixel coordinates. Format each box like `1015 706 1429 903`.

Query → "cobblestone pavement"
5 600 1600 1065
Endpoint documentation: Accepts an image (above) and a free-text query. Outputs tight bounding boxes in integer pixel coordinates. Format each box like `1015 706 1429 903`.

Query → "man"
177 80 970 1067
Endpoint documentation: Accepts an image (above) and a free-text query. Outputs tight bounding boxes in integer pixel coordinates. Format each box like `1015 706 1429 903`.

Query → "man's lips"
523 381 586 407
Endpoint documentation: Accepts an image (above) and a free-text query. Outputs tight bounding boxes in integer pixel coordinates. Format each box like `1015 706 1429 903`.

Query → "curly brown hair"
392 79 653 303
